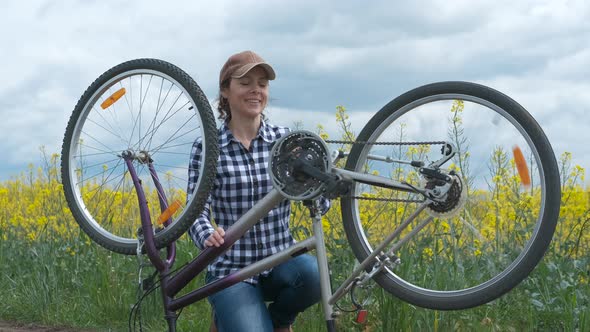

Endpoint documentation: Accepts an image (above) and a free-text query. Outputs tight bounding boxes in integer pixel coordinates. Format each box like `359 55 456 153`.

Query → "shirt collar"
219 119 274 147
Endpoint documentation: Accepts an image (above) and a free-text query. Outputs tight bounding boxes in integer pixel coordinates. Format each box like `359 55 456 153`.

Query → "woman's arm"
186 139 217 250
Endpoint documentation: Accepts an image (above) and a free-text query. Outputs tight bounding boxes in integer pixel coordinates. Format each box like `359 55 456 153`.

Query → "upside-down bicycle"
61 59 561 331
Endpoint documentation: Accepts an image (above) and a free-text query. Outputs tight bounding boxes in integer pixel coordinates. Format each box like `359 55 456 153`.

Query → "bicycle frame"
125 153 431 332
61 69 559 326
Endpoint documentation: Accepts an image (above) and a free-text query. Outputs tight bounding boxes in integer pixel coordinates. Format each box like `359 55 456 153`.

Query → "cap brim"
231 62 276 80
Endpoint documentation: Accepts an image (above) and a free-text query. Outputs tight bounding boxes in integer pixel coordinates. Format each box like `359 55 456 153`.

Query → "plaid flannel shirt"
187 120 330 284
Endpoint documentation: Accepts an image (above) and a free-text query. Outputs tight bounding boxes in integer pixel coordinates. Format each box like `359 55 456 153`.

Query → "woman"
188 50 329 332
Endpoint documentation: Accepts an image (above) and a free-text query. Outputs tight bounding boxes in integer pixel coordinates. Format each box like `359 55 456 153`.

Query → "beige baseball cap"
219 50 276 87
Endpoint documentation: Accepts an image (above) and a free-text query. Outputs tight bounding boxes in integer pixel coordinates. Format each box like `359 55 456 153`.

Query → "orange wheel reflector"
100 88 126 110
512 145 531 187
157 200 182 225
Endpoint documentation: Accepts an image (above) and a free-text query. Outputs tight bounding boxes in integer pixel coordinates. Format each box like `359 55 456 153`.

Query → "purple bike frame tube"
166 189 285 297
147 163 176 266
168 237 316 311
124 158 166 271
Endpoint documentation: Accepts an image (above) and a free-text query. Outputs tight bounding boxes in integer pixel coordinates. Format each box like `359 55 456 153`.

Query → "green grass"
1 229 588 331
2 106 588 331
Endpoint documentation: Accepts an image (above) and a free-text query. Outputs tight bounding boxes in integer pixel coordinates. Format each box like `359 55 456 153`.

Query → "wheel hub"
425 175 466 218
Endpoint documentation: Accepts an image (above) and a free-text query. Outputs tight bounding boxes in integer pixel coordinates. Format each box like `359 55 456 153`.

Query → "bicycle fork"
124 155 178 331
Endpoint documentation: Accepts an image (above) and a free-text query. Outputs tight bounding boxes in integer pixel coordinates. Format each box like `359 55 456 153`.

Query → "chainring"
269 131 331 200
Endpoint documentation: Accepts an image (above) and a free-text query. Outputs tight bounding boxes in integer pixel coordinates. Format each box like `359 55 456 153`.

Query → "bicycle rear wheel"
341 81 560 309
61 59 218 255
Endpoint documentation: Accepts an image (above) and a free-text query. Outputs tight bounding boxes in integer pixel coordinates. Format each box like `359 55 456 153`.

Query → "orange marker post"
100 88 126 110
157 200 182 225
512 145 531 188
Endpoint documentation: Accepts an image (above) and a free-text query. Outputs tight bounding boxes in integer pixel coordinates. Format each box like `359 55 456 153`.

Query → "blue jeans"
206 254 321 332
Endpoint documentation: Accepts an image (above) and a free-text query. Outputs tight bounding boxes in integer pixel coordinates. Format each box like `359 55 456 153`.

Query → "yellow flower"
422 247 434 261
66 247 76 256
27 232 36 242
440 221 450 233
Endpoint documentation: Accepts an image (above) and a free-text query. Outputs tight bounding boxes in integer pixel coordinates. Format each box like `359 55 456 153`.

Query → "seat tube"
310 200 336 330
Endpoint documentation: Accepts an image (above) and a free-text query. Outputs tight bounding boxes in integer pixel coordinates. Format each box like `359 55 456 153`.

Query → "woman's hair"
216 79 231 121
216 78 267 122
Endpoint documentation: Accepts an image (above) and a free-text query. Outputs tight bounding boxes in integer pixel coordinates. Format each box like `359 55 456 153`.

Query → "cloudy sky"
1 0 589 184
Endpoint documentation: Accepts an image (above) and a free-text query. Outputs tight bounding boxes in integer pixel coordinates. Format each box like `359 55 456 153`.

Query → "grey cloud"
0 0 589 180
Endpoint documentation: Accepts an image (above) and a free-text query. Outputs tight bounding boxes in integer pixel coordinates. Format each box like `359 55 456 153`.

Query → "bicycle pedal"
142 277 155 290
355 309 368 324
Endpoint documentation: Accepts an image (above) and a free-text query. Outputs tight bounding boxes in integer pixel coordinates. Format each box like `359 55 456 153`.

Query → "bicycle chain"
325 139 447 146
326 139 447 203
346 195 425 203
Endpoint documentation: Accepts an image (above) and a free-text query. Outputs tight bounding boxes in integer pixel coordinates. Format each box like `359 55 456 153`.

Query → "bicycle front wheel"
61 59 218 255
341 81 560 309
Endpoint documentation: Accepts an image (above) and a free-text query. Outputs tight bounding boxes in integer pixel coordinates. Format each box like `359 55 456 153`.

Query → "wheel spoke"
340 83 558 309
62 60 218 254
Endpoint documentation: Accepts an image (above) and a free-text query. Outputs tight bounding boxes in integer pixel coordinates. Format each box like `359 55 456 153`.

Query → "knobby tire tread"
61 59 218 255
341 81 560 309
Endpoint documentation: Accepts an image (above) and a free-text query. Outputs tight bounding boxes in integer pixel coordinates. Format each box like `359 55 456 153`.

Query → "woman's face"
222 66 269 121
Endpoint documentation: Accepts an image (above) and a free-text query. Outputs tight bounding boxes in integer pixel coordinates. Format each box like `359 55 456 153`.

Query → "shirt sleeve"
188 196 215 250
186 139 215 250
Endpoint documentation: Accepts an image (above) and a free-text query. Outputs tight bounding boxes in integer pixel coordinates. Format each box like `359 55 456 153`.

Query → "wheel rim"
65 68 209 247
347 92 549 296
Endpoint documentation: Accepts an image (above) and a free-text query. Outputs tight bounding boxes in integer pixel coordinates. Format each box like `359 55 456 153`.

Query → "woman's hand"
204 227 225 247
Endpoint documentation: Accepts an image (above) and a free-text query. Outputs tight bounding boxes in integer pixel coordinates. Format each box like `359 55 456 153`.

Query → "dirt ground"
0 322 96 332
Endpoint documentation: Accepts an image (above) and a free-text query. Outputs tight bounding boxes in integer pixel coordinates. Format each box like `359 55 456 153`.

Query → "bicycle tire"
61 59 218 255
341 81 560 309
